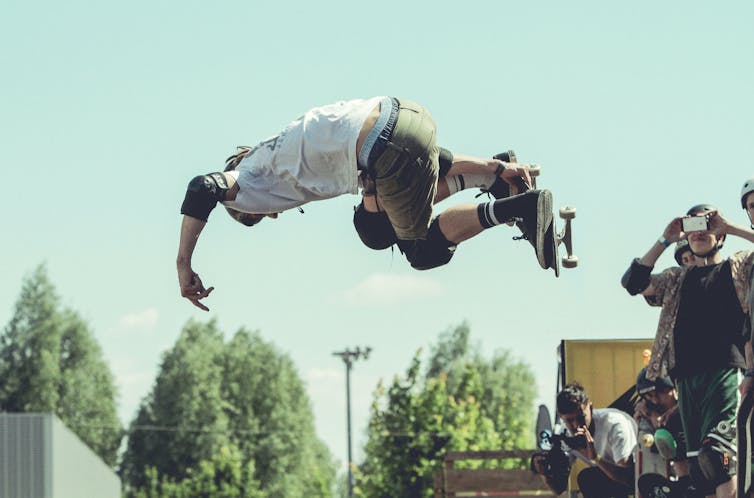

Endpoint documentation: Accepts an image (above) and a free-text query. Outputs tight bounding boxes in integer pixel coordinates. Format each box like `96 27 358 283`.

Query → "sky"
2 0 754 474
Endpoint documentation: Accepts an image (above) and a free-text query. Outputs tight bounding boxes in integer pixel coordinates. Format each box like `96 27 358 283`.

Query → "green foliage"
0 264 122 466
131 444 266 498
427 322 537 451
356 352 502 498
121 319 230 489
122 322 336 498
355 322 537 498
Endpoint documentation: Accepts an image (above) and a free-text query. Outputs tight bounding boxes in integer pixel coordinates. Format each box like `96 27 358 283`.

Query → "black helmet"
353 203 397 250
673 239 691 265
636 367 674 396
686 204 716 216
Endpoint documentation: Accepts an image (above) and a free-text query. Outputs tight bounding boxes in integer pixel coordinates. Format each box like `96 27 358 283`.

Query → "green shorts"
370 99 439 240
677 368 738 454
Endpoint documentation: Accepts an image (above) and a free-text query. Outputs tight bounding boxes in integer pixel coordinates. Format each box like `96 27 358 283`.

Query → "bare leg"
436 204 484 244
715 479 734 498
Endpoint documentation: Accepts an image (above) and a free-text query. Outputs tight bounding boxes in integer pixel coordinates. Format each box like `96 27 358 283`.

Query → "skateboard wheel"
559 206 576 219
529 164 541 177
716 420 732 435
562 255 578 268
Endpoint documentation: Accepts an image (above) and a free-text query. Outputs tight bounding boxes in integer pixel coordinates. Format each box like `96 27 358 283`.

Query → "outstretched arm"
176 172 238 310
177 216 214 311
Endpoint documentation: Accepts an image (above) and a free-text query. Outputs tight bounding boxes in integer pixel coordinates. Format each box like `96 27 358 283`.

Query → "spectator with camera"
532 383 637 497
622 203 754 498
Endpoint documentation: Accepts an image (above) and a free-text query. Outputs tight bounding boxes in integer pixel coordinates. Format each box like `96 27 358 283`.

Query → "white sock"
446 174 497 195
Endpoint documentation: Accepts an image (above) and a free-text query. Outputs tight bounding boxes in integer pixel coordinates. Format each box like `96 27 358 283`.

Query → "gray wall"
0 414 120 498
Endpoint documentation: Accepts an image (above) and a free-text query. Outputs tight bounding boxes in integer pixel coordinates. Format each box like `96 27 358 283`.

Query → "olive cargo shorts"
369 99 439 241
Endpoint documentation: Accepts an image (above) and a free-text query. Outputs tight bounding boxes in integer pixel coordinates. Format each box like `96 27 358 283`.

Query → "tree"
356 322 538 498
426 322 537 450
356 352 502 498
132 444 266 498
121 319 230 489
0 264 122 466
222 329 336 497
122 321 336 498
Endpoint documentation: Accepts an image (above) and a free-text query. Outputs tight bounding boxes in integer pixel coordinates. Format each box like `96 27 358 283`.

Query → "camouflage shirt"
643 250 754 381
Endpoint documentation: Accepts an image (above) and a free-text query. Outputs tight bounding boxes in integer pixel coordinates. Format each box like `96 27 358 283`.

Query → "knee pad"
353 203 397 250
438 147 453 177
397 218 457 270
697 423 737 488
688 457 718 496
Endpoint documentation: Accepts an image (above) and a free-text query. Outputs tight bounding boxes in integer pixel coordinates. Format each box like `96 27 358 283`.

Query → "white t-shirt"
569 408 638 464
224 97 383 214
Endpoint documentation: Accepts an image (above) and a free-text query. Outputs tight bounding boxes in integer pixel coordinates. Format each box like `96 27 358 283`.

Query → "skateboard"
492 152 576 276
737 393 754 498
535 183 577 277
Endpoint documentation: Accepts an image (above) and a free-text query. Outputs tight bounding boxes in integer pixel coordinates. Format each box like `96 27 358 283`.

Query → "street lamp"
332 346 372 498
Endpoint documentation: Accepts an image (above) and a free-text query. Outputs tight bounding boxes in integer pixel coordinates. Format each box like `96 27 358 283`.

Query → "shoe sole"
536 190 553 269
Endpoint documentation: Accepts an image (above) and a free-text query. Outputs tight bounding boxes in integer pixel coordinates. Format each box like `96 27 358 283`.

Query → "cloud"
331 273 445 307
116 307 159 333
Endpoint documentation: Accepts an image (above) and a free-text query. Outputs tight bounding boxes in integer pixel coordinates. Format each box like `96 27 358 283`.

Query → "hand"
657 404 678 427
633 399 650 422
498 162 533 194
740 376 754 397
662 217 684 243
707 210 730 237
532 454 547 475
178 266 214 311
574 426 597 460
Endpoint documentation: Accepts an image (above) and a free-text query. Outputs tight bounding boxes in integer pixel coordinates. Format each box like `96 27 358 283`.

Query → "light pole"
332 346 371 498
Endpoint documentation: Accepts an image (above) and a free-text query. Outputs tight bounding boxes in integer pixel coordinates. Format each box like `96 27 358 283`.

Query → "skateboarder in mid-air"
177 97 555 310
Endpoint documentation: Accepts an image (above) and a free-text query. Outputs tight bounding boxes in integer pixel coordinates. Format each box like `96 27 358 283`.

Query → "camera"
681 215 709 233
530 430 585 494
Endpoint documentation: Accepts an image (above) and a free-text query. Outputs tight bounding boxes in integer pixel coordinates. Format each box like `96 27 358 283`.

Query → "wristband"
657 237 671 248
745 369 754 378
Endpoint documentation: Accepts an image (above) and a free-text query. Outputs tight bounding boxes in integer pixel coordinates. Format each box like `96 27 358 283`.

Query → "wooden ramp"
434 450 553 497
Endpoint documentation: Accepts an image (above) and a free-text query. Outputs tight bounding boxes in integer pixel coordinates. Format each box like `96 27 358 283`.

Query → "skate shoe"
512 189 553 270
482 150 519 199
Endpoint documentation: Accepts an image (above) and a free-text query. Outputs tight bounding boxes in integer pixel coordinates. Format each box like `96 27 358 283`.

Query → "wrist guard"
621 258 653 295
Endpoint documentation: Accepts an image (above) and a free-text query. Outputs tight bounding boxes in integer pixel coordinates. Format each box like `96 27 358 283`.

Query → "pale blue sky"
2 0 754 471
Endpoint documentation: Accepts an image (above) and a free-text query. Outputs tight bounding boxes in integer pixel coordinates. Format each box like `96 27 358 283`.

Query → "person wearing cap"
621 204 754 497
634 367 691 496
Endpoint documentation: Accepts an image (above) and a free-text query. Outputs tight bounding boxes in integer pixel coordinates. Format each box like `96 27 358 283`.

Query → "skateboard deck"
738 393 754 498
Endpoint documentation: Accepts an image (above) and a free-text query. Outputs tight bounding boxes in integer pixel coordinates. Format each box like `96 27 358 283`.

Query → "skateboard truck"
557 206 578 270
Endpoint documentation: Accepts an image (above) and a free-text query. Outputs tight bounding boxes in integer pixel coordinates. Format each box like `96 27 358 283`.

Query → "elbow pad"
621 258 652 295
438 147 454 177
180 173 229 221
